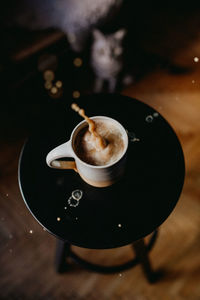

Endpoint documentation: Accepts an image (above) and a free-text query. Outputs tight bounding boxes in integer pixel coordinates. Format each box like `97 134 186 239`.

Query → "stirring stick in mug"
71 103 107 150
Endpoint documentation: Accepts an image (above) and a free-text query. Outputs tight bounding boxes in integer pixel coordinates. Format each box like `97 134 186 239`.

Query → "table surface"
18 94 185 249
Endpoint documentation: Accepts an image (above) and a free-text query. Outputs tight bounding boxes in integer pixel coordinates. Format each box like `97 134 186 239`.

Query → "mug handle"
46 141 77 172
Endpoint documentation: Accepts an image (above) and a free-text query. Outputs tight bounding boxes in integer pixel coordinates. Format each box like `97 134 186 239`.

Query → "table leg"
55 239 71 273
54 231 158 278
132 238 155 283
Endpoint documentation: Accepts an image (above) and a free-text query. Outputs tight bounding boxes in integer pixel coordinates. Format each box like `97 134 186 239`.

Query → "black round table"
18 94 185 280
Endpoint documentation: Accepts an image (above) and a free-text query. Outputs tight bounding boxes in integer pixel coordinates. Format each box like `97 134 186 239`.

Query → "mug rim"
70 116 128 169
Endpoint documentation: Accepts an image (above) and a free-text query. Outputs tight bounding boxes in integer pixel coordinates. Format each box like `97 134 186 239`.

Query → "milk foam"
74 120 124 166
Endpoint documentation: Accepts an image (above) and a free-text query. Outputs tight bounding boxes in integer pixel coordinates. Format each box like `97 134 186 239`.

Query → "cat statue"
91 28 126 93
2 0 122 52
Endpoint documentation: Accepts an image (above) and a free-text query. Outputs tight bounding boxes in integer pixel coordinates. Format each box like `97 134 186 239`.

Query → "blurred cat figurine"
91 28 126 93
2 0 122 52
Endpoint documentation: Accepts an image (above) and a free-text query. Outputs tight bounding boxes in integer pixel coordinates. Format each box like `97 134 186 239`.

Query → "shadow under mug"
46 116 128 187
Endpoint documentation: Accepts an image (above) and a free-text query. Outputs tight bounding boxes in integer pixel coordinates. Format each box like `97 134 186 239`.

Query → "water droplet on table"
72 190 83 200
68 196 80 207
145 115 153 123
126 131 140 143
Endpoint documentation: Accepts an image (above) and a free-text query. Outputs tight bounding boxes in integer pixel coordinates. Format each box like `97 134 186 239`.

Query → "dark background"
1 3 200 137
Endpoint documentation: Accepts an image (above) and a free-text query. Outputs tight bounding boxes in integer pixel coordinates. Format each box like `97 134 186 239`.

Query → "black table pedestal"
55 230 158 282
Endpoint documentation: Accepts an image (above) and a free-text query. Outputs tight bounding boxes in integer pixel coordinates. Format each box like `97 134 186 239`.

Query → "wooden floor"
1 16 200 300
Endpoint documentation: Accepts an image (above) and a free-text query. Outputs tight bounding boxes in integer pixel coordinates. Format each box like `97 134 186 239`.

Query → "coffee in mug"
74 119 125 166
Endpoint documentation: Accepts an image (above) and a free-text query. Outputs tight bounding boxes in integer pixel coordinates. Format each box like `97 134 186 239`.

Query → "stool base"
55 230 158 283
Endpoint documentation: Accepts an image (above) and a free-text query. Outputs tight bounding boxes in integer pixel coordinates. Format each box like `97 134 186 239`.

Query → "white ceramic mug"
46 116 128 187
